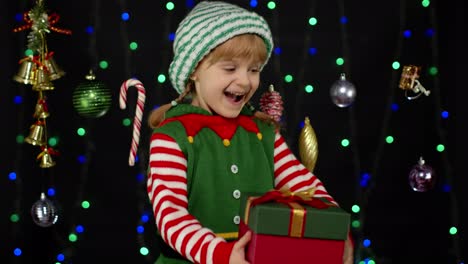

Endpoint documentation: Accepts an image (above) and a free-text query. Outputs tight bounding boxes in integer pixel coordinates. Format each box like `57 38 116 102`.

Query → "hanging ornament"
299 116 319 172
330 73 356 108
408 157 436 192
43 52 66 81
72 70 112 119
13 57 37 85
37 147 58 168
25 120 47 146
33 97 50 119
259 84 284 122
399 65 430 100
31 192 59 227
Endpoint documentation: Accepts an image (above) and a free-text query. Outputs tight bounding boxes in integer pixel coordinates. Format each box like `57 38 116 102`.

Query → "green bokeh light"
77 128 86 136
341 139 350 147
140 247 149 255
284 74 293 83
69 233 78 242
304 85 314 93
123 118 132 127
99 60 109 69
385 136 394 144
436 144 445 152
10 214 20 222
351 205 360 213
157 74 166 83
422 0 430 7
81 201 90 209
129 42 138 50
352 220 361 228
25 49 33 56
16 134 24 144
166 2 175 10
308 17 318 26
48 137 58 147
449 226 458 235
392 61 400 70
336 57 344 65
267 1 276 9
429 66 438 76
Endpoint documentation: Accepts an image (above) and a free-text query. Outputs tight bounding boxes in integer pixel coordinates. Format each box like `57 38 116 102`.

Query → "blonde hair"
148 34 276 129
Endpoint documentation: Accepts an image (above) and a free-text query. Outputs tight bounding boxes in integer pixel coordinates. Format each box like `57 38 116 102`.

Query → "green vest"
154 104 275 264
152 105 275 263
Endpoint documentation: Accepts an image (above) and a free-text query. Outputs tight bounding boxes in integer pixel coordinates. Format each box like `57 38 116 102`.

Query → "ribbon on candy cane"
119 78 146 166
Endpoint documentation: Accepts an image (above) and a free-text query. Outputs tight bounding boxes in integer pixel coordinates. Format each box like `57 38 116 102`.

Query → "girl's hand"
343 235 354 264
229 231 251 264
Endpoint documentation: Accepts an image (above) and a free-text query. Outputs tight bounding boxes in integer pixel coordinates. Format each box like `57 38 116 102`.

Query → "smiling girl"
146 1 352 264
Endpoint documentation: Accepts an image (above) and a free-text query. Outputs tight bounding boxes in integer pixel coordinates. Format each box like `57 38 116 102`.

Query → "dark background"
1 0 465 263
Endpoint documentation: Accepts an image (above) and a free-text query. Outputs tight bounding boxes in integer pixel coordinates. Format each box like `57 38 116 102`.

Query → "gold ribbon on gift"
244 187 336 238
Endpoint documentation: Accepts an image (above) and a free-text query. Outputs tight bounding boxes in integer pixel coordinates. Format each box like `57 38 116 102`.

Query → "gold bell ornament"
43 52 65 81
299 117 319 172
399 65 430 100
37 147 57 168
13 57 37 85
33 97 50 119
32 66 55 91
25 121 47 146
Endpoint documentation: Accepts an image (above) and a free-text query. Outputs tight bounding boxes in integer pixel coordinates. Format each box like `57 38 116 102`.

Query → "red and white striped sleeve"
147 133 234 264
273 132 336 204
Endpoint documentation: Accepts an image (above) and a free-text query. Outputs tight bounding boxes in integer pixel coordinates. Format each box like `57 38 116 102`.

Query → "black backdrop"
1 0 465 263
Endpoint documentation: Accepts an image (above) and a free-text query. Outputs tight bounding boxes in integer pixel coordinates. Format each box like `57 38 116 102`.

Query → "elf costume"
146 2 337 264
147 104 335 264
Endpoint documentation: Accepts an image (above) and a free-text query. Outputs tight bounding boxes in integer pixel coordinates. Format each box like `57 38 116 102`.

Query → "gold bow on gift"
244 187 335 238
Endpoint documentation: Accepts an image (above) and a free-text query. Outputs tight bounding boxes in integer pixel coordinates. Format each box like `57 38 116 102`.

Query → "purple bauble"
408 157 436 192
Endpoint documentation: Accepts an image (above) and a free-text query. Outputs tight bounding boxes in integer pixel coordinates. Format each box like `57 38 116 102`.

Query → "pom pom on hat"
169 1 274 94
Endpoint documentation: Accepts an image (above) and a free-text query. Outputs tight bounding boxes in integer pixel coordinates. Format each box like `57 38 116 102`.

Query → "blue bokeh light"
274 47 281 55
47 187 56 197
340 16 348 24
14 96 23 104
9 172 17 181
76 225 85 233
121 12 130 21
308 47 317 55
85 26 94 34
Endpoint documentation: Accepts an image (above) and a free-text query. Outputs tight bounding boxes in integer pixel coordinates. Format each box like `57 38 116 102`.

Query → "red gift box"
238 188 350 264
239 221 345 264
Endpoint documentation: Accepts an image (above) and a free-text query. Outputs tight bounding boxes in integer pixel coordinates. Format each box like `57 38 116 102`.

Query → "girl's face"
190 35 267 118
191 55 261 118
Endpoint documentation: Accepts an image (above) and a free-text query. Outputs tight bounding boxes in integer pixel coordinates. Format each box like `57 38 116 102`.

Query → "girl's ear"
190 74 197 81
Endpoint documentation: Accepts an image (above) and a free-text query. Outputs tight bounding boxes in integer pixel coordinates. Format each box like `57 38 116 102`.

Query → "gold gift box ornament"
399 65 431 100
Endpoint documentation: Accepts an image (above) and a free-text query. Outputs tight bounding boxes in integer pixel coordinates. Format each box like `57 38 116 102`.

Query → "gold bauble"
299 117 318 172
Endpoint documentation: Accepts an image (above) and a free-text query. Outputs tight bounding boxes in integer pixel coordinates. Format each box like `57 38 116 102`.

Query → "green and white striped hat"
169 1 274 94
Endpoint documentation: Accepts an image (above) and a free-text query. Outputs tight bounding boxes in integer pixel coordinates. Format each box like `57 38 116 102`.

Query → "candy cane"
119 78 146 166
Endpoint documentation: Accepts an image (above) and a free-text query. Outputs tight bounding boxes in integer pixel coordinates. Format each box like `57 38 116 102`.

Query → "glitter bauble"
72 71 111 118
330 73 357 108
31 193 59 227
259 84 284 122
408 157 436 192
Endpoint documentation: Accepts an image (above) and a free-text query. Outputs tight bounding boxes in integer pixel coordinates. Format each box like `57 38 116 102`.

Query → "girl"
147 1 353 263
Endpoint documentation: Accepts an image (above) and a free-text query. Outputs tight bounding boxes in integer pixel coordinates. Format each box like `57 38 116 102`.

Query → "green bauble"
72 71 112 118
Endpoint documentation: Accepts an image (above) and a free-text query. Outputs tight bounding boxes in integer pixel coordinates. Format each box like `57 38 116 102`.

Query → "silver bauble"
31 193 59 227
330 73 357 107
